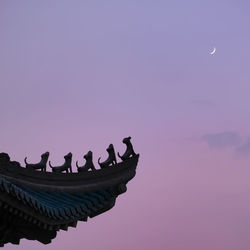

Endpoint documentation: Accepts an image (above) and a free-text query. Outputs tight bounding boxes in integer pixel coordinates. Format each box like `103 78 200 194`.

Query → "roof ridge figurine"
98 144 117 169
24 151 49 172
76 151 96 172
49 152 73 173
118 136 136 161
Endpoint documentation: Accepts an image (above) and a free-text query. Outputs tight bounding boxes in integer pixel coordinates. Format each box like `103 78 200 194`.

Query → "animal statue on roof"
0 153 10 163
24 152 50 172
98 144 117 168
118 136 136 161
49 152 73 173
76 151 96 172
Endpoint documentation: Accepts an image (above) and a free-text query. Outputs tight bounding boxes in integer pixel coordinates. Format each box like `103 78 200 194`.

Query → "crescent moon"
210 47 216 55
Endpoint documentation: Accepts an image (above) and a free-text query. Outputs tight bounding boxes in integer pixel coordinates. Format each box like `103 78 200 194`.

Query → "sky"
0 1 249 249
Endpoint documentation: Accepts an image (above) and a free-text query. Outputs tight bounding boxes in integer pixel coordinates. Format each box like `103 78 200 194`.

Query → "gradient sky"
0 1 250 249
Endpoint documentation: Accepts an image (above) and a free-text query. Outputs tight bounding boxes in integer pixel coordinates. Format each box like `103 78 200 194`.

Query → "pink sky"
0 1 249 249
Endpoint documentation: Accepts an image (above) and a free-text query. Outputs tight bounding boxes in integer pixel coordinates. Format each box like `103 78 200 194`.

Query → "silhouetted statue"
24 152 50 172
118 137 136 161
76 151 96 172
49 152 72 173
0 153 10 164
98 144 117 168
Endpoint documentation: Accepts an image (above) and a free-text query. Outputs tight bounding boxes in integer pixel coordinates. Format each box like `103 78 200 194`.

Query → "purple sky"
0 1 249 249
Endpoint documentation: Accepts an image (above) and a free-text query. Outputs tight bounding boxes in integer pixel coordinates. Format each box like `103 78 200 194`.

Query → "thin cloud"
235 137 250 154
189 99 216 108
201 131 242 148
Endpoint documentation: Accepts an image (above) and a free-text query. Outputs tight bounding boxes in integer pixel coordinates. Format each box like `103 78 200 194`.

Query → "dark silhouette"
24 152 50 172
0 153 10 163
98 144 117 168
76 151 96 172
118 136 136 161
49 152 72 173
0 138 139 246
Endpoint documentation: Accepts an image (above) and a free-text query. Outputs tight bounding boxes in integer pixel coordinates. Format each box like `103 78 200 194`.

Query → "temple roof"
0 177 116 222
0 137 139 246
